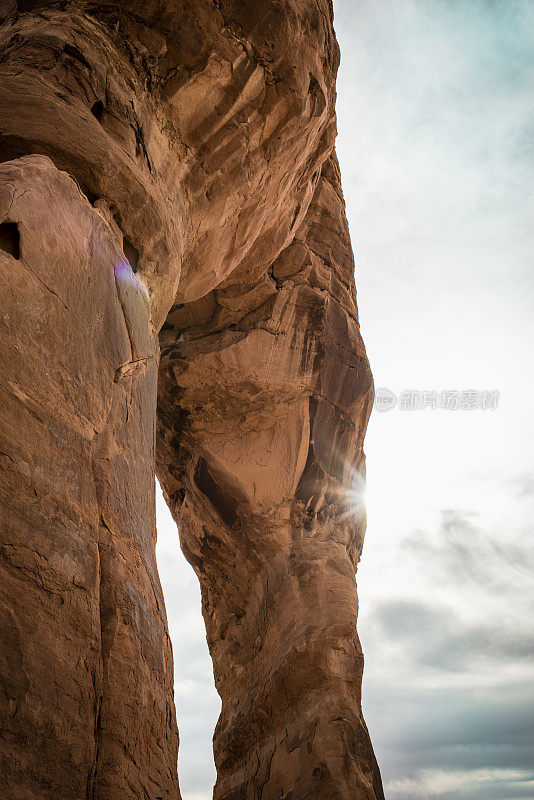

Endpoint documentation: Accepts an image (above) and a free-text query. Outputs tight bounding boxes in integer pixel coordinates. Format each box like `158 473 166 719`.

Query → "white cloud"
386 768 534 800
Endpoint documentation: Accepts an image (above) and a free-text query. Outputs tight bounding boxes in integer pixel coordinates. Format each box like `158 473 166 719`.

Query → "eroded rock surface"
157 152 381 800
0 156 177 799
0 2 383 799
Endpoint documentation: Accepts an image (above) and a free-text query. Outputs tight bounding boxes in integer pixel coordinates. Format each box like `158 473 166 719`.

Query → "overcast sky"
156 2 534 798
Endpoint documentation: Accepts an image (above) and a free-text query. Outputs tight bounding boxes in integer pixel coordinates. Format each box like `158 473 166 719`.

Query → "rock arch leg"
0 156 179 799
157 154 384 800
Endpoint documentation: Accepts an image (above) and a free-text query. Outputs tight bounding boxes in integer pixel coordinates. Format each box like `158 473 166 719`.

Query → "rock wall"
0 156 178 798
0 2 383 798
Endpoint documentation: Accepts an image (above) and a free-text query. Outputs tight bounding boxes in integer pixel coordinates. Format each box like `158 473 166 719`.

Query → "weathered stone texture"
0 2 383 799
0 156 178 799
157 151 381 800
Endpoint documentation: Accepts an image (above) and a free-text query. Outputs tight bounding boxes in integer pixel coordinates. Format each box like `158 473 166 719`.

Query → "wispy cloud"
358 501 534 796
386 768 534 800
402 508 534 592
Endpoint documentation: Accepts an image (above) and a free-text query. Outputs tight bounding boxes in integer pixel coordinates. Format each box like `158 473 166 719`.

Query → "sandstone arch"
0 2 383 798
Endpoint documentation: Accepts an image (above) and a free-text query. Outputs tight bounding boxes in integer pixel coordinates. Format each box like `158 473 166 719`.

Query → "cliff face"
0 155 178 798
0 2 383 799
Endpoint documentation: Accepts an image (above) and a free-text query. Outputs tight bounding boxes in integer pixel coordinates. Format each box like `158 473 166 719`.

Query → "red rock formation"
0 2 383 798
0 156 178 798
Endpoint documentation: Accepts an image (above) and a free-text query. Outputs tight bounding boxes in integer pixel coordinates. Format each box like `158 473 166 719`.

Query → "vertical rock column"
0 157 179 799
157 154 384 800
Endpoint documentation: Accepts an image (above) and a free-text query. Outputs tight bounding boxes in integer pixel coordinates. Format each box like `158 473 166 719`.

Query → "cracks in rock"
131 108 153 174
209 0 281 86
16 248 70 312
85 537 104 800
122 236 139 272
112 259 155 394
312 390 364 435
114 356 150 383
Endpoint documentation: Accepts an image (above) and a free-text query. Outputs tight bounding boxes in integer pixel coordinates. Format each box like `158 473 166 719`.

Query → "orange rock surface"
0 2 383 798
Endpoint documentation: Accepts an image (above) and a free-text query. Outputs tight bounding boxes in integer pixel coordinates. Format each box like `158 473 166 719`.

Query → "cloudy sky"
156 1 534 798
